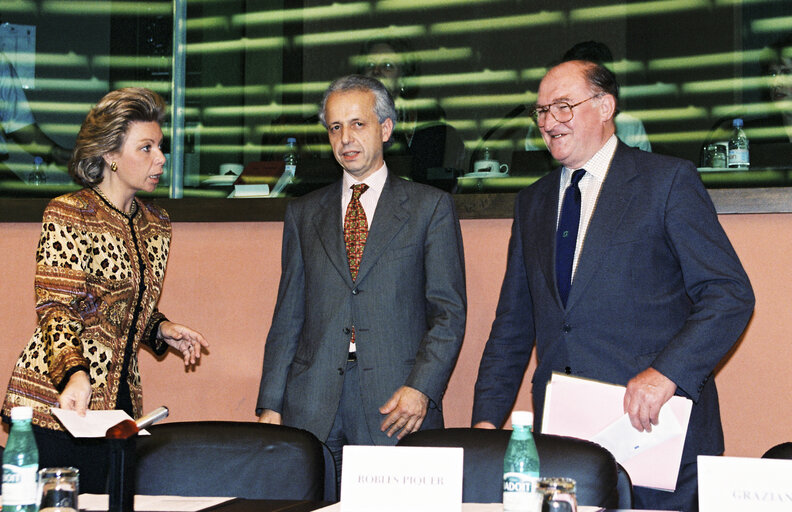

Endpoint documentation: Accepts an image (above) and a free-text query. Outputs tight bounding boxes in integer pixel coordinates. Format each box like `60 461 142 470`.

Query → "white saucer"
463 171 510 178
202 175 237 186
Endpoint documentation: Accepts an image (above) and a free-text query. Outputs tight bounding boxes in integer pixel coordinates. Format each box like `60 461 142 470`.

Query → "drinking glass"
538 476 577 512
38 467 79 512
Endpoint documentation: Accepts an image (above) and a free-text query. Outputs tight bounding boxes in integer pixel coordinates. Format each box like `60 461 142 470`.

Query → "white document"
341 445 463 512
591 405 683 462
79 494 233 512
698 455 792 511
51 408 149 438
232 184 270 198
541 372 692 491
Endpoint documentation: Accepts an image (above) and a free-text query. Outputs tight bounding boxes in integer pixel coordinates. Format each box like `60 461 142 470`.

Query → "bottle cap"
11 406 33 420
286 137 297 144
733 118 743 128
511 410 533 427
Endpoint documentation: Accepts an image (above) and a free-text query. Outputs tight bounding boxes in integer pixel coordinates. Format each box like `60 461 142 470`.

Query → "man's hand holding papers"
541 373 692 491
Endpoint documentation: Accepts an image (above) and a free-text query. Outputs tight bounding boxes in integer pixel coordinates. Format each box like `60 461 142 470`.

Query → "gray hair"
318 74 397 132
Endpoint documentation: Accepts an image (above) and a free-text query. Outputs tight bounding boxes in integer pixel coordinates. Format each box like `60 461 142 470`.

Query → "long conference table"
77 495 675 512
205 500 671 512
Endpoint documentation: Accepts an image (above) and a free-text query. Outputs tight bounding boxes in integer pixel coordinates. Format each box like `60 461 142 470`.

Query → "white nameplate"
698 455 792 511
340 445 463 512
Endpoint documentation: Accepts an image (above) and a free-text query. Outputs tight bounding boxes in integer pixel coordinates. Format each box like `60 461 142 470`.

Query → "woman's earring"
110 162 118 172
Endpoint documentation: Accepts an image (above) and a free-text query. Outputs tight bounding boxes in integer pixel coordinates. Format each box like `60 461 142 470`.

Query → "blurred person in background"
0 52 71 183
359 38 465 188
2 87 209 492
699 34 792 168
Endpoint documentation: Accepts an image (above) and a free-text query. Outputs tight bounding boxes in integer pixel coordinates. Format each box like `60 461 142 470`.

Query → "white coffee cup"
473 159 509 174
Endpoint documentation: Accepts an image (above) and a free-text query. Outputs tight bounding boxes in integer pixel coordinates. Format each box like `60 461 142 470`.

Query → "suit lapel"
531 170 564 304
565 143 639 309
354 173 409 285
312 181 354 286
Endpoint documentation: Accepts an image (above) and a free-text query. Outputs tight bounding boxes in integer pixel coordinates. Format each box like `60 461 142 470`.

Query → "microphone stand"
106 406 169 512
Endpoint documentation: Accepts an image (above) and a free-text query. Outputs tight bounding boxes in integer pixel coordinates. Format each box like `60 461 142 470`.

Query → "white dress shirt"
556 134 618 282
341 162 388 227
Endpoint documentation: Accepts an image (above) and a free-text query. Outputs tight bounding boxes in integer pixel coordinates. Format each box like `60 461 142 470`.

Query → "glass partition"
1 0 790 202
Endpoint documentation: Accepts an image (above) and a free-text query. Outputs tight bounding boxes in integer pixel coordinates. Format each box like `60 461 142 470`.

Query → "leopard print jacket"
2 188 171 431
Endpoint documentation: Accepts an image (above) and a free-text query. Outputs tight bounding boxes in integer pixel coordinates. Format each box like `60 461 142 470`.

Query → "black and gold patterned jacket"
2 188 171 431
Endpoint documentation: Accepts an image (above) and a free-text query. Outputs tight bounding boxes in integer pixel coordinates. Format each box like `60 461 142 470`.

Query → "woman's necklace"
92 186 138 217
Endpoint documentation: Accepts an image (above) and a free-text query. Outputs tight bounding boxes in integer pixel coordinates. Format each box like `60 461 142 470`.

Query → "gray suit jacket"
257 171 467 444
473 142 754 463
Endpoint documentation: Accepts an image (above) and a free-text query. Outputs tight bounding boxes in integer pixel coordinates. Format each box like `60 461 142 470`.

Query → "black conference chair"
762 442 792 459
398 428 632 508
135 421 336 501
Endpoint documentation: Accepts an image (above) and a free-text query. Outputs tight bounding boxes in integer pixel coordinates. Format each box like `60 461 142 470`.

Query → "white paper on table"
79 494 234 511
591 405 683 462
51 408 150 438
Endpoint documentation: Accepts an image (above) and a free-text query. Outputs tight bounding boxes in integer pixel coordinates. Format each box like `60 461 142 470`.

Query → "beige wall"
1 213 789 457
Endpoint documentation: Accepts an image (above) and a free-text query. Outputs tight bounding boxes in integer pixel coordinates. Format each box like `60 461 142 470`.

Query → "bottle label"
2 463 39 505
728 149 749 167
503 472 542 511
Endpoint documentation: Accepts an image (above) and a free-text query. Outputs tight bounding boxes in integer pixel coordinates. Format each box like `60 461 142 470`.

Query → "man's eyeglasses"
531 93 604 125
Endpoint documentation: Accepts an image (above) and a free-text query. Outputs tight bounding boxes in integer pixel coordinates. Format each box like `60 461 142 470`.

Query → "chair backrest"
398 428 630 508
762 442 792 459
135 421 333 501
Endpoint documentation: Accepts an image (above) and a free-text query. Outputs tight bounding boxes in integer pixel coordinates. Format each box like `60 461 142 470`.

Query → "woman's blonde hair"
70 88 167 187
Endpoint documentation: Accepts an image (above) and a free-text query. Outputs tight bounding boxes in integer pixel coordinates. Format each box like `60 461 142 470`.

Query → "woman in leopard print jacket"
2 88 209 492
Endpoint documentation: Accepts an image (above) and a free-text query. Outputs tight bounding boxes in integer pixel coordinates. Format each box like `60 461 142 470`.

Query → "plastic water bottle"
2 406 40 512
284 137 297 176
503 411 542 512
28 156 46 185
728 118 750 169
270 137 298 197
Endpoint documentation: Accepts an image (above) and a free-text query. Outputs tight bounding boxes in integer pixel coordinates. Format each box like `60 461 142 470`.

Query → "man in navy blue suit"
472 60 754 511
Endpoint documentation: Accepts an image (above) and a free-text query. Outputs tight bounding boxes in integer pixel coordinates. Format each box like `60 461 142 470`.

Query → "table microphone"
106 406 169 512
105 406 169 439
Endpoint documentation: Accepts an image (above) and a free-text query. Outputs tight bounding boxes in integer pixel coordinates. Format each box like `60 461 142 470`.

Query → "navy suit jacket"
473 141 754 462
257 171 467 444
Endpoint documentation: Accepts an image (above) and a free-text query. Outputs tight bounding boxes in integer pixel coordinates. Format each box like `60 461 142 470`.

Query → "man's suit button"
338 367 345 375
565 366 572 374
562 324 571 333
343 327 351 335
351 288 359 295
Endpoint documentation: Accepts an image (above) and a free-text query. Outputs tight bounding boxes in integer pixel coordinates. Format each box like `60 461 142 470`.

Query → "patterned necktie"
344 183 369 280
344 183 368 345
556 169 586 307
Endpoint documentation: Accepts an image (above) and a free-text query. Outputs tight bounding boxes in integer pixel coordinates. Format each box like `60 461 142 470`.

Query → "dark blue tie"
556 169 586 307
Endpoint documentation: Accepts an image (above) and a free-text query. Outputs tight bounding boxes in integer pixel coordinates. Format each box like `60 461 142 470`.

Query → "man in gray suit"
472 60 754 511
256 75 466 476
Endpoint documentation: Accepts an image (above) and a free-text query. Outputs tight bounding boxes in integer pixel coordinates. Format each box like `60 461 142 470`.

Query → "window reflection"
1 0 791 200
